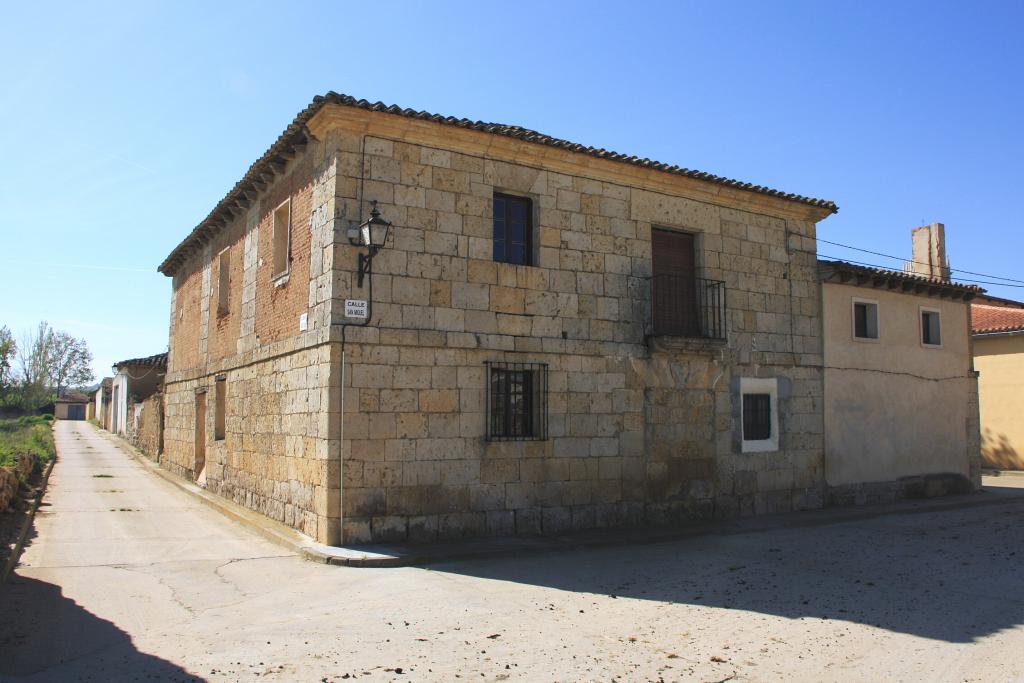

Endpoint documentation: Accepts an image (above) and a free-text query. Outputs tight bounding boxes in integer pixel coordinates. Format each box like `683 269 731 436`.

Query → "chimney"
904 222 950 282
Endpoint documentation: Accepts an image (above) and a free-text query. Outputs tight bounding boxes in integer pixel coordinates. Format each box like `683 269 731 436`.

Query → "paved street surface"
2 421 1024 682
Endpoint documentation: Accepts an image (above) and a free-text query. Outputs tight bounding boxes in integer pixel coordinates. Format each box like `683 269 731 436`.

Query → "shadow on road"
436 499 1024 644
0 574 199 681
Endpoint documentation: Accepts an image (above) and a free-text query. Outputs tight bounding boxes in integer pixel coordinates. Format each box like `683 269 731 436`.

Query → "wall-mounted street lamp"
347 200 392 287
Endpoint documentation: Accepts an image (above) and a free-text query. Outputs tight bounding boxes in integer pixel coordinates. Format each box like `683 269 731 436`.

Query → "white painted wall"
112 372 130 435
823 283 973 486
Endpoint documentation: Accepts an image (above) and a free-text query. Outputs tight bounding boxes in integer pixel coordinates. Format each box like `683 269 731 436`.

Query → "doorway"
194 392 207 484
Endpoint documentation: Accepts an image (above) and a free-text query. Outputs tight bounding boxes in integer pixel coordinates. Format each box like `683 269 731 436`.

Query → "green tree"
13 322 95 409
50 331 94 397
0 326 14 391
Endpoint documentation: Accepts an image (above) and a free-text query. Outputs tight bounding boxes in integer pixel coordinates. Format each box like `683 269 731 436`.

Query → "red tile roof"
972 304 1024 334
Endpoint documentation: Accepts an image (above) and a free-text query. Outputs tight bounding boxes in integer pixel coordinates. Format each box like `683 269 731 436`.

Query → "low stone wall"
0 455 35 511
0 467 17 511
127 393 163 460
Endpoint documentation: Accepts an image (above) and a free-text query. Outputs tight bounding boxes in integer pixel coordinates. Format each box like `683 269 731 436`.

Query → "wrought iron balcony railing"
651 274 727 340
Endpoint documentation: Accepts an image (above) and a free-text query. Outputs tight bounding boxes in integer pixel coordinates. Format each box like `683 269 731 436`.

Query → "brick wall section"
330 130 826 543
207 224 244 361
254 158 315 346
170 263 203 372
163 146 340 543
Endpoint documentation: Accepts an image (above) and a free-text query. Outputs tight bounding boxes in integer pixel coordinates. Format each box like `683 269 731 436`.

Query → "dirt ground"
1 421 1023 682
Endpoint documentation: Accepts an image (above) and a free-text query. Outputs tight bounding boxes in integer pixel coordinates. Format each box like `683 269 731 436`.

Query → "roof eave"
158 92 838 277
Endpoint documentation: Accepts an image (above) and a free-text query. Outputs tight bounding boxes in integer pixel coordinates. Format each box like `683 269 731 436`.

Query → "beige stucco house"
819 253 983 501
54 394 90 420
972 297 1024 470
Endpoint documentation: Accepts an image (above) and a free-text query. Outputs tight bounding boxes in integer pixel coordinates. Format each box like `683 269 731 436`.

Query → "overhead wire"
811 235 1024 285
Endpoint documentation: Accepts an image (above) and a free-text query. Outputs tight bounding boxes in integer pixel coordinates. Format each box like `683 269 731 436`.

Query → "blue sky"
1 1 1021 379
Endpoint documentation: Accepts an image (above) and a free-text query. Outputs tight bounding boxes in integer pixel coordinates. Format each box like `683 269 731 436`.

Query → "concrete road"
2 421 1024 682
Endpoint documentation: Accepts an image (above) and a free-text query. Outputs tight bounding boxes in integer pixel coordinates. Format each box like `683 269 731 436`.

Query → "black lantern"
348 200 392 287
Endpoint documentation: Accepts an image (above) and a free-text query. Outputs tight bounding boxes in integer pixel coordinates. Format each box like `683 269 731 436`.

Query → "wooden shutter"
651 229 698 336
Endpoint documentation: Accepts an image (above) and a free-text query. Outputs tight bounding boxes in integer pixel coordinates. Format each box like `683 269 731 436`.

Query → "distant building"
112 353 167 458
93 377 113 429
55 393 91 420
972 296 1024 470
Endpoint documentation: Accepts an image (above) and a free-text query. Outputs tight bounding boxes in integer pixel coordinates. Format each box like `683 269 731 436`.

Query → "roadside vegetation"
0 416 55 480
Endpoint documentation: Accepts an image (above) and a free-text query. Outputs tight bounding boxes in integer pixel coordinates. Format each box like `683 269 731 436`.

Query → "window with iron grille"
742 393 772 441
493 193 533 266
485 361 548 440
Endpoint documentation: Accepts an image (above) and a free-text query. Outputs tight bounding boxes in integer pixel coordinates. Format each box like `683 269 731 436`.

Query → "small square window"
493 193 532 266
272 199 291 279
740 377 779 453
743 393 772 441
922 309 941 346
486 361 547 440
853 300 879 340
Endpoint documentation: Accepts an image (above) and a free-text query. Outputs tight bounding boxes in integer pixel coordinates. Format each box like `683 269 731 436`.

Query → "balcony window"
650 228 725 339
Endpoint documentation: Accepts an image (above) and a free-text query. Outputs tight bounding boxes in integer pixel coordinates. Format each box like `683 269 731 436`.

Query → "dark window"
743 393 772 441
493 193 532 265
922 310 941 345
486 361 547 440
214 377 226 441
853 301 879 339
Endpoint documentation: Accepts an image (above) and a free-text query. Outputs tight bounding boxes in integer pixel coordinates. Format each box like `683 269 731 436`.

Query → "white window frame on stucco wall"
851 297 880 343
920 305 943 348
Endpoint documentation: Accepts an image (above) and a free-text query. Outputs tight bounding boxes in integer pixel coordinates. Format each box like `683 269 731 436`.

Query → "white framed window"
272 198 291 279
740 377 779 453
852 297 879 341
921 306 942 347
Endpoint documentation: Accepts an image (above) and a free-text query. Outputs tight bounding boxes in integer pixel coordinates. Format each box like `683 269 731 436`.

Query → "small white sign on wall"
345 299 368 319
299 313 308 331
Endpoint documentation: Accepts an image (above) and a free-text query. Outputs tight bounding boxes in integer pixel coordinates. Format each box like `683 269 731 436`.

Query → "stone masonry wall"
327 126 827 543
127 392 163 459
163 137 341 543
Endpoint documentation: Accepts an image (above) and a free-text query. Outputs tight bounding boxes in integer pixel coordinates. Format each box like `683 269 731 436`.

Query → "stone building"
158 93 838 545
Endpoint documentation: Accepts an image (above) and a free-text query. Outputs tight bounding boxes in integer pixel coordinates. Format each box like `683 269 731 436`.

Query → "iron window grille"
493 193 533 266
485 361 548 441
651 275 727 339
742 393 772 441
